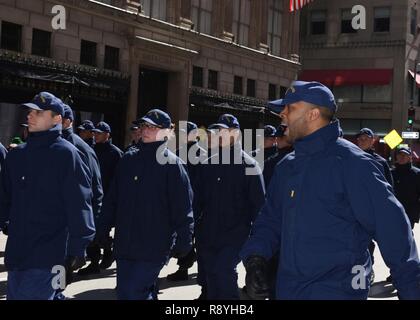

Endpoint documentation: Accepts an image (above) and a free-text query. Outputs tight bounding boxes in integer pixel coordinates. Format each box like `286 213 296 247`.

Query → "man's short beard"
286 117 308 144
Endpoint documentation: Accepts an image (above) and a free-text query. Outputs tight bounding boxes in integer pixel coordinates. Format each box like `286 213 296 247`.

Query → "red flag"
290 0 313 12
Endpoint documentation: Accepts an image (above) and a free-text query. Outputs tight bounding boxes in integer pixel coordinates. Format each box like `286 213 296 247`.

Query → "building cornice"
301 40 406 50
54 0 300 69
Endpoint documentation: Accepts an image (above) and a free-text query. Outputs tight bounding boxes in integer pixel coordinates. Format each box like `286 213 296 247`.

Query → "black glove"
65 256 86 271
2 222 8 236
171 250 190 259
97 235 112 248
244 255 270 300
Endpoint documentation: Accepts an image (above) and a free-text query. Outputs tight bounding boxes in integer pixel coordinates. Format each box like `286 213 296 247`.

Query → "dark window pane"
208 70 218 90
312 21 326 34
374 7 390 32
80 40 97 66
374 18 390 32
280 86 287 98
1 21 22 52
341 9 356 34
32 29 51 57
104 45 119 71
411 8 417 35
192 66 203 87
311 11 326 35
341 20 357 33
247 79 256 97
234 76 243 95
268 83 277 100
300 12 308 38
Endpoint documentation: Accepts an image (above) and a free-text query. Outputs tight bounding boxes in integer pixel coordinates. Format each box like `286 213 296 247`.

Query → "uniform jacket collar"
294 120 340 157
26 124 62 149
62 127 74 139
395 163 412 171
95 140 112 150
139 140 167 154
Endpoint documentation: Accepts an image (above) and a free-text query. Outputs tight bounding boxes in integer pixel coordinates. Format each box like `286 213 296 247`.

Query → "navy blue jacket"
263 147 294 188
365 149 394 187
83 137 95 149
99 141 194 263
94 140 123 194
252 146 278 162
124 141 140 153
63 127 103 222
392 163 420 224
0 126 95 270
241 121 420 300
176 141 207 191
194 144 266 250
0 142 7 172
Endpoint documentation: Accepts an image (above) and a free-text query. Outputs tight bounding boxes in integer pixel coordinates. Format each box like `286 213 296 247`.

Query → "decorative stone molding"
179 17 194 30
125 0 142 14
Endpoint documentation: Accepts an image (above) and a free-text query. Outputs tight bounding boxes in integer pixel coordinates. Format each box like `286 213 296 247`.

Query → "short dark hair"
311 105 335 122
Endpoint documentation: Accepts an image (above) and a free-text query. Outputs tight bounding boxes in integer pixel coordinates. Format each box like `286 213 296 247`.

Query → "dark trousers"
116 259 163 300
86 242 101 264
176 247 196 270
368 241 376 265
267 253 279 299
8 269 56 300
199 246 241 300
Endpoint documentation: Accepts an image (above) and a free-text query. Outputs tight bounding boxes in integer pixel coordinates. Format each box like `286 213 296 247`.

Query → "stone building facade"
0 0 300 147
300 0 419 149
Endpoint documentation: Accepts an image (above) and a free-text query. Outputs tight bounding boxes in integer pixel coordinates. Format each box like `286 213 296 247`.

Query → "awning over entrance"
408 70 420 88
188 88 278 129
299 69 393 86
189 88 267 114
0 50 130 101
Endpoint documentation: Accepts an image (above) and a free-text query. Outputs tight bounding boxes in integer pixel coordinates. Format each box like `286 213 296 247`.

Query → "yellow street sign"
383 130 403 149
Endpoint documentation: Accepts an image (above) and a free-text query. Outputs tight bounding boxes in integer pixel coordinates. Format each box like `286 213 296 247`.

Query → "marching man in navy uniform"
80 121 123 274
62 105 104 279
167 121 205 282
77 120 96 148
194 114 265 300
252 125 279 162
98 109 194 300
240 81 420 300
0 92 95 300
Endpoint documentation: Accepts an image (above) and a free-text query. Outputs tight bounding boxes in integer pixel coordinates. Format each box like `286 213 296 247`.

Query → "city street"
0 226 418 300
0 0 420 302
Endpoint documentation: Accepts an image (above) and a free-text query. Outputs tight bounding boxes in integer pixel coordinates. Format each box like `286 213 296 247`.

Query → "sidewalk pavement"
0 225 418 300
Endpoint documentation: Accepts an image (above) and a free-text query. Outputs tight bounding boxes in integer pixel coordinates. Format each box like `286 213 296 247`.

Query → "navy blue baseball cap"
357 128 374 138
397 147 412 156
264 125 277 137
139 109 172 129
206 124 219 133
274 125 287 137
77 120 95 131
63 104 74 121
269 81 337 114
180 122 198 134
214 114 240 129
23 92 65 116
92 121 111 133
187 122 198 134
